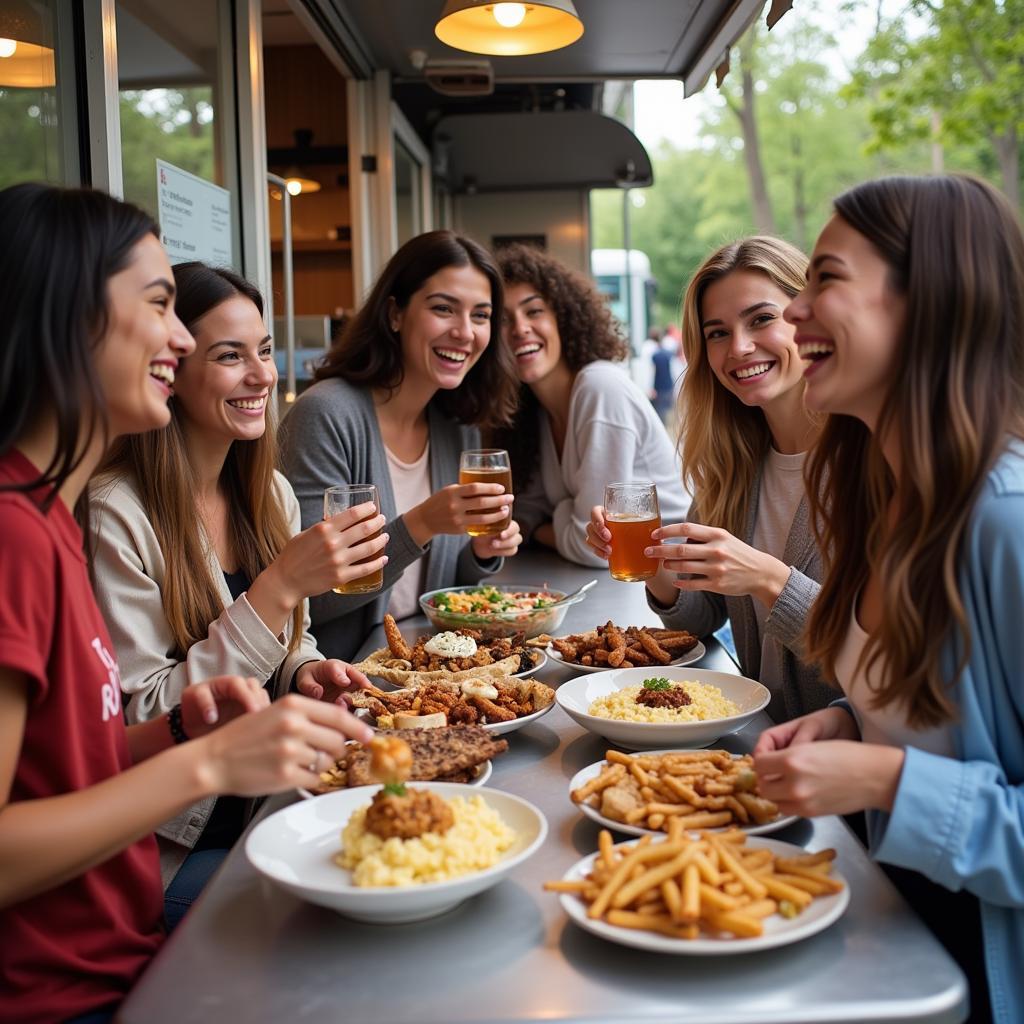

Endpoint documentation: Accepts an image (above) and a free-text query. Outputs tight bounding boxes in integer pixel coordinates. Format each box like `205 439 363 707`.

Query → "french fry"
680 862 701 924
571 762 626 803
703 909 764 939
606 910 700 939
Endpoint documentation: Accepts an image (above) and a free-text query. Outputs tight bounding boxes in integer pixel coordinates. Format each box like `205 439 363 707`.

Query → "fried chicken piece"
637 628 673 665
604 621 628 667
468 694 517 723
552 638 578 661
383 613 413 661
447 701 479 725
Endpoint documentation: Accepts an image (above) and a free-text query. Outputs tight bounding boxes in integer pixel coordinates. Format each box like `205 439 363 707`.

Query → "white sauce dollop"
424 632 477 659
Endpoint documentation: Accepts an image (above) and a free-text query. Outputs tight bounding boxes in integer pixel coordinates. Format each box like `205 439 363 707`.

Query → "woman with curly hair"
587 237 834 721
281 230 522 661
492 244 689 567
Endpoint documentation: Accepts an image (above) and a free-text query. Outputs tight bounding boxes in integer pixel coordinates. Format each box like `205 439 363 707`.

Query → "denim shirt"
868 441 1024 1024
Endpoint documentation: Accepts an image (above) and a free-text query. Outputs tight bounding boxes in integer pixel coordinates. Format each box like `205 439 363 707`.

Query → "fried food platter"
541 622 705 673
352 614 544 688
569 749 798 838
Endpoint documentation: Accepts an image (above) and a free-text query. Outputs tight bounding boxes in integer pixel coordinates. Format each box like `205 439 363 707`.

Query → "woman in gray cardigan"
281 231 522 662
587 237 835 722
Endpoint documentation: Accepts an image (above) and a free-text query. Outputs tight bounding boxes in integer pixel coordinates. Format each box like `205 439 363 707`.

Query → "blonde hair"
678 237 810 538
805 175 1024 728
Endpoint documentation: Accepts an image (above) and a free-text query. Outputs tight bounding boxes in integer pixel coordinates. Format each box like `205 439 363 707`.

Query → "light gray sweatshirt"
649 465 837 722
279 377 502 661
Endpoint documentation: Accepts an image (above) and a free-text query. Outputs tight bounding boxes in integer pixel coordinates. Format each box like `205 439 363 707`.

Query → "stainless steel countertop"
118 549 967 1024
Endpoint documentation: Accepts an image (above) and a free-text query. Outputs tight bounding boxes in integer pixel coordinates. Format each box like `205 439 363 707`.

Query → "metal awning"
433 109 653 193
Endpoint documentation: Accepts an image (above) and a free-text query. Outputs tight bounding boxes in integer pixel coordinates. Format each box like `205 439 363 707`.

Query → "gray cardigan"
280 378 502 660
649 466 837 722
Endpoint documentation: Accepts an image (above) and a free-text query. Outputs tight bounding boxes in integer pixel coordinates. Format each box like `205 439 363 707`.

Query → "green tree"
849 0 1024 209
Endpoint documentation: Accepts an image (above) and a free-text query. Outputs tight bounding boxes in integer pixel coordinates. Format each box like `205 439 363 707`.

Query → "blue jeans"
163 847 229 932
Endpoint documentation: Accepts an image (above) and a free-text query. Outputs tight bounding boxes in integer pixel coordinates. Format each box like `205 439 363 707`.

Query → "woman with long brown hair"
91 262 379 909
280 230 522 662
587 238 833 721
754 174 1024 1022
493 244 689 566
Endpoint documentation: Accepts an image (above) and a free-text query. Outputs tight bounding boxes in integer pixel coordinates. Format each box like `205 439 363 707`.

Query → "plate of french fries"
569 749 798 837
544 622 704 673
546 827 848 954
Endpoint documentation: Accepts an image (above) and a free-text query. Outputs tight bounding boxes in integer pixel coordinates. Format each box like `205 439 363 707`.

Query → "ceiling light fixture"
0 0 56 87
435 1 583 57
283 169 321 196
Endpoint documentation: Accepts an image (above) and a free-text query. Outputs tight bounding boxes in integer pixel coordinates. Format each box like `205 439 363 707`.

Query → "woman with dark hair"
492 244 689 567
754 174 1024 1022
0 184 366 1024
281 230 522 661
91 261 379 909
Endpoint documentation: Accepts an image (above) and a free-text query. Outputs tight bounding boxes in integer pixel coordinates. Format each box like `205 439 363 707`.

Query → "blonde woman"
587 237 833 721
90 263 381 909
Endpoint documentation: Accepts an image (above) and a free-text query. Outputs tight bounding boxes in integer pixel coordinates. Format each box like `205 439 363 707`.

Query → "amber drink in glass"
605 482 661 582
323 484 383 594
459 449 512 537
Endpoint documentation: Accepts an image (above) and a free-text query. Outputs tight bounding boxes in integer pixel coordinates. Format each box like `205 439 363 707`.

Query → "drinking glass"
459 449 512 537
604 482 661 582
323 484 383 594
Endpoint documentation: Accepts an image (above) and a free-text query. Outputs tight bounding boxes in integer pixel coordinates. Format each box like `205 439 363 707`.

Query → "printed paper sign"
156 159 233 266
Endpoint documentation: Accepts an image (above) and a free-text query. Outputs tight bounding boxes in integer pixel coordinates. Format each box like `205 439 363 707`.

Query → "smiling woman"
89 262 378 905
280 230 523 663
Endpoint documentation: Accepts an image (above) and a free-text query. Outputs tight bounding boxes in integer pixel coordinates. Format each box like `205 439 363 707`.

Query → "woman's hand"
753 740 905 817
255 502 389 610
645 523 792 608
471 519 522 560
194 694 373 796
180 674 269 738
753 706 860 756
295 659 371 705
404 483 513 547
584 505 612 560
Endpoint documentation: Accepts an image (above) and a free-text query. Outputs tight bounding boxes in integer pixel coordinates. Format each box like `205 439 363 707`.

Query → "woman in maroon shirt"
0 184 369 1024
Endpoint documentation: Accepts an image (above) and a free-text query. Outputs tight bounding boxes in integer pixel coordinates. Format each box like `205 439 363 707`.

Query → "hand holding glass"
459 449 512 536
604 482 661 582
324 485 384 594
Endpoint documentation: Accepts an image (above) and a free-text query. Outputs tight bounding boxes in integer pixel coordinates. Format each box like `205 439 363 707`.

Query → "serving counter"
117 548 968 1024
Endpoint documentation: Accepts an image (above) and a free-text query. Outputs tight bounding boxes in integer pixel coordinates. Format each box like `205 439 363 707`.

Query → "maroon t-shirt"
0 450 164 1023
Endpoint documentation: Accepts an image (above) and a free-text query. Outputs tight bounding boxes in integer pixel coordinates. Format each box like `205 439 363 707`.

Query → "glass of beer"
604 482 661 582
323 484 384 594
459 449 512 537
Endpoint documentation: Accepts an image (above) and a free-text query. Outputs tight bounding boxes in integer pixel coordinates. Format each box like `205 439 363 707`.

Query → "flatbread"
352 647 522 689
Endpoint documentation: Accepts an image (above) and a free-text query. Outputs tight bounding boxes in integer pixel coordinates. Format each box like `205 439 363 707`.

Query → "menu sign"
156 159 233 266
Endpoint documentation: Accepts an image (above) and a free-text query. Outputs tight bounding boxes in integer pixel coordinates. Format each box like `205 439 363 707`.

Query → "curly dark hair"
315 230 518 428
489 244 628 492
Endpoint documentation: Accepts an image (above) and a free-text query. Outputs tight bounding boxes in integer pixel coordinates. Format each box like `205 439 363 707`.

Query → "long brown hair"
99 263 302 657
315 229 518 429
490 244 630 492
679 237 810 538
805 175 1024 727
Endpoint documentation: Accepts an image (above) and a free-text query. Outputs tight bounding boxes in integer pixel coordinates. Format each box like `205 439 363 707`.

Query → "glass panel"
116 0 225 218
394 136 419 246
0 0 72 187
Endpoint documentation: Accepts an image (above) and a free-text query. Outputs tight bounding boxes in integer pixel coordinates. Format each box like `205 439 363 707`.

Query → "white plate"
556 667 770 751
246 783 547 924
298 757 493 800
513 649 548 677
547 641 705 674
483 698 555 736
559 835 849 955
568 752 799 837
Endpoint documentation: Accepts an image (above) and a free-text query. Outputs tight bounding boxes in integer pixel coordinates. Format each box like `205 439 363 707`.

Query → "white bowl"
245 783 547 924
555 667 770 750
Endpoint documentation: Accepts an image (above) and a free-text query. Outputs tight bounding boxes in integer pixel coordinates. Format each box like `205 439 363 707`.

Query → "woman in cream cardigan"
90 262 381 913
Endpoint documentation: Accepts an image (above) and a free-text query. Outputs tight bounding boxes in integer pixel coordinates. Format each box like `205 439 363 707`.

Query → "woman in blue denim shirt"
754 174 1024 1024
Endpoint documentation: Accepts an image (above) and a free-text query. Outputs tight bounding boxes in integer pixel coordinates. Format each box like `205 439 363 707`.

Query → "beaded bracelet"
167 704 189 745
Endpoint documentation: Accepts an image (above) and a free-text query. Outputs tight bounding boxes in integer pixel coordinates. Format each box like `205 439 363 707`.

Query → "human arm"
0 672 369 909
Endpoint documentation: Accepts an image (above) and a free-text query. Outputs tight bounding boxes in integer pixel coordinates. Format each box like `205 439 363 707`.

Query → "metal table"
118 548 968 1024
